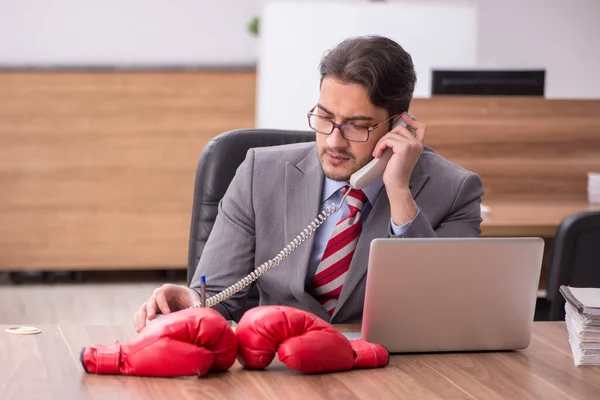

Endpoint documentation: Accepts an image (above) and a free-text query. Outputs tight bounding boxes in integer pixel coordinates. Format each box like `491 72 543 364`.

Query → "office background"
1 0 600 326
2 0 598 98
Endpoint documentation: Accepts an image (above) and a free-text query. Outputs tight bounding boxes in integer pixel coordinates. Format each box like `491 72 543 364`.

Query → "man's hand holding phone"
372 113 426 226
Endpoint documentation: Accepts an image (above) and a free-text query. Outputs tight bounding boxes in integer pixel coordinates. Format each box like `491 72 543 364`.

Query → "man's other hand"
134 284 200 332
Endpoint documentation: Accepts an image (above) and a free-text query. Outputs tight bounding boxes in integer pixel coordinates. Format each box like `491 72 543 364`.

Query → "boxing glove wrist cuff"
94 342 121 374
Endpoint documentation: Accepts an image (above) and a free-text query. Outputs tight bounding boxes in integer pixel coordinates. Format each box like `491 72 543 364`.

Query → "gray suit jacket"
191 142 484 323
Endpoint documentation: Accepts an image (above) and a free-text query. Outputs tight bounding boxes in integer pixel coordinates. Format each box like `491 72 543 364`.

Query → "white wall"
0 0 261 67
477 0 600 99
0 0 598 98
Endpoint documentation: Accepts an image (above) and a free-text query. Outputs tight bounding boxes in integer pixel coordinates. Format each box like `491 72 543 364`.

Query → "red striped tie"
311 186 368 316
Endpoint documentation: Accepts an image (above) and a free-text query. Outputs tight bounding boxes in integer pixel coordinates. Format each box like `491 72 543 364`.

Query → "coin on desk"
5 326 42 335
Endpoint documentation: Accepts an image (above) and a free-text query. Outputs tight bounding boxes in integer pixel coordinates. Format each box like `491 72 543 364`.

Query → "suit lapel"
333 158 430 319
408 159 429 199
284 146 331 320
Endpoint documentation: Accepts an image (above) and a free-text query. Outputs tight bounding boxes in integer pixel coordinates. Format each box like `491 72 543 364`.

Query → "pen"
200 275 206 308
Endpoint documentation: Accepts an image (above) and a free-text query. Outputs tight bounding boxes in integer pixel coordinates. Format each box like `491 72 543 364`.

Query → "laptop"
360 237 544 353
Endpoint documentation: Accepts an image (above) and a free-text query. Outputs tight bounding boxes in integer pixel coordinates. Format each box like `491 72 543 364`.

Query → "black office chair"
186 128 316 287
544 211 600 320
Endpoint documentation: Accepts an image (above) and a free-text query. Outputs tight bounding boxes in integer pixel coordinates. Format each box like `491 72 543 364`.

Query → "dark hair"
319 35 416 118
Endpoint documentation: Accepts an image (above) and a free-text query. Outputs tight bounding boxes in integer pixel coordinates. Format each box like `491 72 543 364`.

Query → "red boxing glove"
236 305 389 373
80 307 237 377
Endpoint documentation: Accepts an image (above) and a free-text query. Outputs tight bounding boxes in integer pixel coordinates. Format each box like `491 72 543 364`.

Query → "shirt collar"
321 174 384 207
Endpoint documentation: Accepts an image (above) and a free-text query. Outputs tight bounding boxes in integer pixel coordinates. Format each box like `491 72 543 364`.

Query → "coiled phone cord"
190 189 351 309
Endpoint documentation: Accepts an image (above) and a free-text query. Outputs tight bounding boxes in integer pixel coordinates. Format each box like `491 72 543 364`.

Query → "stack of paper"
560 286 600 366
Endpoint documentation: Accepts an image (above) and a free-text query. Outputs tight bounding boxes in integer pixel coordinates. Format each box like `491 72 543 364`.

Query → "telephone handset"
190 113 416 309
350 114 416 189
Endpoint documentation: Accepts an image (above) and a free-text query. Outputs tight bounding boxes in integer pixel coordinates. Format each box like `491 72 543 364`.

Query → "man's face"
315 77 390 182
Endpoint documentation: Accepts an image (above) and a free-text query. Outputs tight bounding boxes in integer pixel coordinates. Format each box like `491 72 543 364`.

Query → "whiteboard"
256 1 478 130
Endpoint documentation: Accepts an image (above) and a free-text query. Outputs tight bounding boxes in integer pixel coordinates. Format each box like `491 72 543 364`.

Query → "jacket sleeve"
392 172 484 238
190 148 257 321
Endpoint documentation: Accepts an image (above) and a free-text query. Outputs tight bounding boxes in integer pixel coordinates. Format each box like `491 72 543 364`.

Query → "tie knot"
342 186 368 209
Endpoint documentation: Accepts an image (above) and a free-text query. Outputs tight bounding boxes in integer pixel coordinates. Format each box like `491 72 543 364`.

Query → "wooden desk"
481 200 600 237
1 322 600 399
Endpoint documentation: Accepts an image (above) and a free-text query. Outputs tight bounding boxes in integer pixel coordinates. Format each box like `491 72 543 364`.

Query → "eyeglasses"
307 105 397 142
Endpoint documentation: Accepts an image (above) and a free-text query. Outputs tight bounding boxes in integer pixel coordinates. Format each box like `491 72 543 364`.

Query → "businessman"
134 35 484 330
